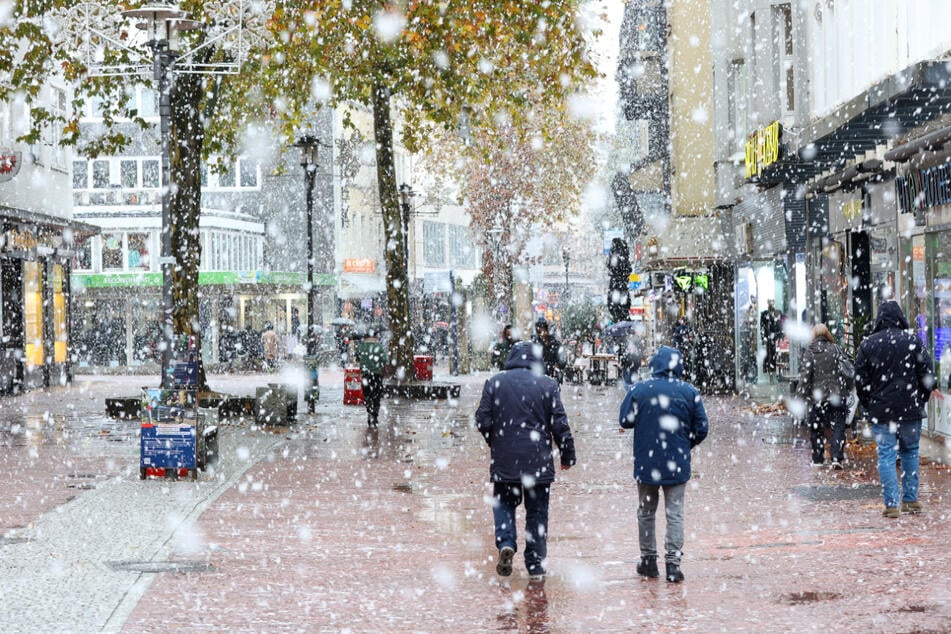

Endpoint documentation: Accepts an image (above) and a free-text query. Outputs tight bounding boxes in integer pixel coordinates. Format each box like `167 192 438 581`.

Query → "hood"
504 340 546 374
650 345 684 379
873 300 909 332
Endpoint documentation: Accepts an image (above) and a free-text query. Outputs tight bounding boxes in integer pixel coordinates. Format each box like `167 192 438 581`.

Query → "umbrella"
330 317 355 327
603 320 642 339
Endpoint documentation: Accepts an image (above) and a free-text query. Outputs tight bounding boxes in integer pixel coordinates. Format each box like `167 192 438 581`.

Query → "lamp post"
293 135 320 412
398 183 415 328
486 223 505 321
122 3 200 389
562 246 570 302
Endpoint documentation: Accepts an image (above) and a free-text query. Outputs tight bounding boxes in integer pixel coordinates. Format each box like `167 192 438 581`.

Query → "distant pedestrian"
356 328 388 427
618 345 708 583
533 318 566 383
475 341 576 580
854 301 937 518
796 324 854 468
490 323 516 371
261 323 280 371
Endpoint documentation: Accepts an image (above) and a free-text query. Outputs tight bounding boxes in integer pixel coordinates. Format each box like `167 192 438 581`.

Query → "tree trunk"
169 71 208 391
372 83 414 380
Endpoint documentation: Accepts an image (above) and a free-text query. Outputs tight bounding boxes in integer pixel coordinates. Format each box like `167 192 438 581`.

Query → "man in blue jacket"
476 341 576 580
854 301 936 518
619 345 708 583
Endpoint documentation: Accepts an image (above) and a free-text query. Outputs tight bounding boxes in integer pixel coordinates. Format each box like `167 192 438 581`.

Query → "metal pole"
449 270 458 375
305 164 316 356
154 39 175 389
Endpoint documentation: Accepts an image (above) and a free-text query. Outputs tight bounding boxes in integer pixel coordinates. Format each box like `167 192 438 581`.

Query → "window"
92 160 110 188
101 233 123 270
143 159 160 187
72 160 88 189
72 234 92 270
120 160 138 188
773 3 794 113
218 164 236 187
48 86 68 170
727 59 748 152
239 159 258 187
140 88 157 118
448 225 475 268
127 232 149 270
423 221 446 267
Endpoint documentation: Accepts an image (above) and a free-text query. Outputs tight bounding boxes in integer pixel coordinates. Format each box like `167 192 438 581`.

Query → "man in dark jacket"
618 345 708 583
855 301 936 518
533 318 566 383
475 341 576 580
490 323 516 371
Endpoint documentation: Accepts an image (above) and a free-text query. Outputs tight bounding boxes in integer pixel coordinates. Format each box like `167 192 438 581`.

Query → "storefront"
0 213 98 393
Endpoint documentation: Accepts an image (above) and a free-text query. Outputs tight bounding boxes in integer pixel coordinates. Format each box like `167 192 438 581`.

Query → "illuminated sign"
0 148 21 183
343 258 375 273
745 121 782 179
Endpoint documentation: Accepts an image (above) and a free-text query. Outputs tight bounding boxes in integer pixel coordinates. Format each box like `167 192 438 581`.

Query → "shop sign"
0 148 21 182
895 163 951 221
842 198 863 221
672 270 711 293
343 258 375 273
745 121 782 179
1 227 38 253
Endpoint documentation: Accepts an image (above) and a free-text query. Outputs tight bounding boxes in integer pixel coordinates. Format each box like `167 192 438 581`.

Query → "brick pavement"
1 370 950 632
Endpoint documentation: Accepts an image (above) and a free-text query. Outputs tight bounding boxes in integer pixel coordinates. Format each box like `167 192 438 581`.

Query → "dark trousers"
809 401 848 463
362 372 384 422
492 482 550 575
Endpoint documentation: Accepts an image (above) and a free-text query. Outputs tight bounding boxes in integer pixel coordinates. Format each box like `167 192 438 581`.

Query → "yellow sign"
745 121 782 179
843 198 863 221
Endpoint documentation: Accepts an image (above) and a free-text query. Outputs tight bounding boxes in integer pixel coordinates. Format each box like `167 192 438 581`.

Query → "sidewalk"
2 371 950 632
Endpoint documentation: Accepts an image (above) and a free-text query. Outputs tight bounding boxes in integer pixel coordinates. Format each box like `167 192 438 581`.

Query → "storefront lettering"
895 162 951 215
842 199 863 221
745 121 782 179
3 228 38 253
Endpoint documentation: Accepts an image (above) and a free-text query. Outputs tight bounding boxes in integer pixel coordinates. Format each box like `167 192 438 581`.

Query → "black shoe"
666 562 684 583
636 556 659 578
496 546 514 576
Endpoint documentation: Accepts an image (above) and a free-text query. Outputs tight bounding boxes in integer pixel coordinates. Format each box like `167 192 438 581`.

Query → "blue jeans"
871 421 921 508
493 482 550 575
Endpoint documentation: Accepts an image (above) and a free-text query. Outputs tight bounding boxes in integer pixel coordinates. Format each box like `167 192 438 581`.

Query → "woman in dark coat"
475 341 576 579
797 324 852 467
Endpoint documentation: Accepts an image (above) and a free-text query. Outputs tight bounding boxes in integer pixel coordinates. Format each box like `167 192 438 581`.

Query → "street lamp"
293 136 320 356
122 3 201 389
562 246 570 301
293 135 320 412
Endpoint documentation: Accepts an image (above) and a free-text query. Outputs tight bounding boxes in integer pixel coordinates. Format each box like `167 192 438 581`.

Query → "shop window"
52 264 67 364
23 261 43 368
102 233 123 270
128 232 149 270
72 234 92 270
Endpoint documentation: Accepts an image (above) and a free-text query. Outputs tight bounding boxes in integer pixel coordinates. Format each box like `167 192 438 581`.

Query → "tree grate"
108 560 213 574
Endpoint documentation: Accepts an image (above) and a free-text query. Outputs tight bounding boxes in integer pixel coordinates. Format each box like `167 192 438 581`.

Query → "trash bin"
413 355 434 381
344 367 364 405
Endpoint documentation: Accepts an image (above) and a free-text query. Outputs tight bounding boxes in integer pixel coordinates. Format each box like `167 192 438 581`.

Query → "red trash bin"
413 355 434 381
343 367 364 405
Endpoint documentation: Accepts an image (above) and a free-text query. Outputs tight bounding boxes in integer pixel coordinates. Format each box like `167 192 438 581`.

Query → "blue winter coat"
618 346 708 485
475 341 576 484
854 301 935 424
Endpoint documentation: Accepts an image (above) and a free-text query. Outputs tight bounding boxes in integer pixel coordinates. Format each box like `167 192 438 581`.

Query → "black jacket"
475 341 576 484
854 301 935 424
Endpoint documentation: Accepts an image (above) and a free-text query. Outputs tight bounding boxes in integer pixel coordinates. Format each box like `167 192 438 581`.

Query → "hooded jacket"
798 338 849 407
618 346 708 486
475 341 576 484
855 301 934 424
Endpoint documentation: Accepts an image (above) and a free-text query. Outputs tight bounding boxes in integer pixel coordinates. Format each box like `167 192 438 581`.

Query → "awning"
339 272 387 299
751 59 951 186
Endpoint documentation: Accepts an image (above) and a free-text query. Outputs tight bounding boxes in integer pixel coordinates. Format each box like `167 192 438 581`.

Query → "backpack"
837 348 855 393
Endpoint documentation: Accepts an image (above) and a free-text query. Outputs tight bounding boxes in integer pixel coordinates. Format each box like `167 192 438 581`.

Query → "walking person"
356 328 388 427
261 323 280 371
475 341 576 580
796 324 854 468
490 323 517 371
533 318 567 383
618 345 708 583
854 301 937 518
